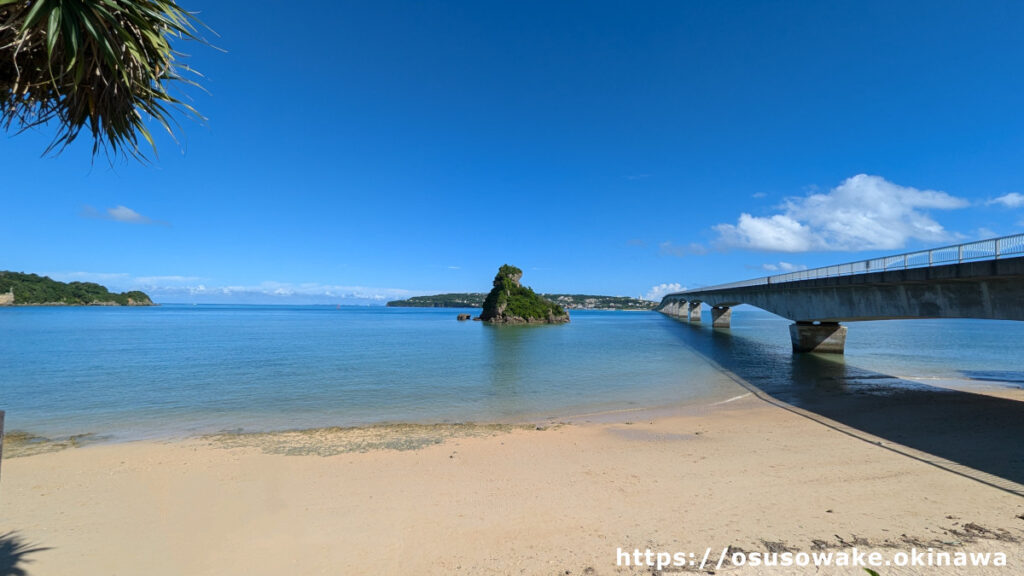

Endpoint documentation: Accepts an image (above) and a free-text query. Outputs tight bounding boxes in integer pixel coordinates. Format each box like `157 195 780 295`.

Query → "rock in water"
457 313 472 321
476 265 570 324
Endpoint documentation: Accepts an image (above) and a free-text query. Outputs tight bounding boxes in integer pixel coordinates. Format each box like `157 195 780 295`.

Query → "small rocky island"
0 271 153 306
476 265 569 324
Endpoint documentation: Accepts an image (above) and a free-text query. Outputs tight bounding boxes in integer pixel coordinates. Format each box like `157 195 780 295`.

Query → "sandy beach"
6 0 1024 573
2 381 1023 576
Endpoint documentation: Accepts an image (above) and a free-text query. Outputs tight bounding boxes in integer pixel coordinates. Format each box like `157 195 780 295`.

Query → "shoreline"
0 391 745 459
5 372 1023 457
3 383 1024 574
1 371 753 455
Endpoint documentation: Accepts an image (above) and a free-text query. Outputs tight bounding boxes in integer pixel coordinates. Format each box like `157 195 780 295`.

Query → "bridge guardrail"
680 233 1024 293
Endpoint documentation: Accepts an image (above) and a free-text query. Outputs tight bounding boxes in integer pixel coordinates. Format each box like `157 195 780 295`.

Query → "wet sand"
2 387 1023 575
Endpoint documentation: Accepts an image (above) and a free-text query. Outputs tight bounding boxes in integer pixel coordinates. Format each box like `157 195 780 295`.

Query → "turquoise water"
2 305 1022 442
0 306 735 440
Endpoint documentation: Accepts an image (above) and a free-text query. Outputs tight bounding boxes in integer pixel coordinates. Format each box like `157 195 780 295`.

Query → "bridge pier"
688 301 702 322
711 306 731 328
789 322 847 354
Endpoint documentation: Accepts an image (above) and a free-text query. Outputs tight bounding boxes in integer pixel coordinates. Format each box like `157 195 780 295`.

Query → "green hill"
0 271 153 306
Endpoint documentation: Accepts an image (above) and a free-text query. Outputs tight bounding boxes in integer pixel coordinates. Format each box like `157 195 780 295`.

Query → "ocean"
2 305 1022 443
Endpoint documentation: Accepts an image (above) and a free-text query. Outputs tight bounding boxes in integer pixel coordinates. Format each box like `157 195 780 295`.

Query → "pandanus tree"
0 0 206 161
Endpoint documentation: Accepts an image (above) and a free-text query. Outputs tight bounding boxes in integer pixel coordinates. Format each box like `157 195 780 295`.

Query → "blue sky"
3 0 1024 304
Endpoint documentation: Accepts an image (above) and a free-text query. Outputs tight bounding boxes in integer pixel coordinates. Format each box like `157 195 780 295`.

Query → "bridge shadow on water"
660 316 1024 494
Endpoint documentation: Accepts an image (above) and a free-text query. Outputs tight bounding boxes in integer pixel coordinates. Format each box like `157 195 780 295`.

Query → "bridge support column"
789 322 847 354
665 301 682 317
688 301 702 322
711 306 731 328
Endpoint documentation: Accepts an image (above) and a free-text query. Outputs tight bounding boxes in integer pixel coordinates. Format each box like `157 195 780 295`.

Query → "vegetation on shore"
478 264 569 324
0 271 153 306
388 292 656 310
388 293 490 308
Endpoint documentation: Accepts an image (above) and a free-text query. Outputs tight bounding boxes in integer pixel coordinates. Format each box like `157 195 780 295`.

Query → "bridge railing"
681 233 1024 293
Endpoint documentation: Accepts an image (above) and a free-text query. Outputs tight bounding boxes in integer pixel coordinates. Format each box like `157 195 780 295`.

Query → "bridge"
659 234 1024 354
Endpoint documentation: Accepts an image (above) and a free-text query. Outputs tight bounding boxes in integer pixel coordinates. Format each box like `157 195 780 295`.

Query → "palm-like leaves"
0 0 206 161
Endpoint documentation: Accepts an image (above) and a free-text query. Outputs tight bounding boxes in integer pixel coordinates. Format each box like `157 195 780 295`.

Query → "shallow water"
0 306 734 441
1 305 1021 443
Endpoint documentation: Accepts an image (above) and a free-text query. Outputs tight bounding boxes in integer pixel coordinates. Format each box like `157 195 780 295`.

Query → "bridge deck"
659 235 1024 352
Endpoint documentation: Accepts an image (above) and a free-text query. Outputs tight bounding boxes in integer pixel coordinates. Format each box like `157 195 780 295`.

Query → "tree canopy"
0 270 153 305
0 0 207 161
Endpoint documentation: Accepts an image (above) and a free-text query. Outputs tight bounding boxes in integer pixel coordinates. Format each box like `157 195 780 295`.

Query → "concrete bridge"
659 235 1024 353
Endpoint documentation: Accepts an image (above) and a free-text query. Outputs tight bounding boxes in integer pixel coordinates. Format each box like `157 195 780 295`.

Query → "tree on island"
477 264 569 324
0 0 209 161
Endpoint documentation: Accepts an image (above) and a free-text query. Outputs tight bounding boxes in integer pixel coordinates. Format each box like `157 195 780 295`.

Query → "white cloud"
717 214 815 252
687 243 708 255
713 174 968 252
51 272 197 292
152 281 418 304
108 205 149 223
645 282 684 301
658 241 707 257
989 193 1024 209
82 204 168 225
975 228 998 240
45 272 418 305
658 242 687 257
762 261 808 272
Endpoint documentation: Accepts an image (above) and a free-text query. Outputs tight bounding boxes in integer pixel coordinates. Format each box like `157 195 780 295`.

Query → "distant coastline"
0 271 153 307
2 300 156 307
387 292 657 311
